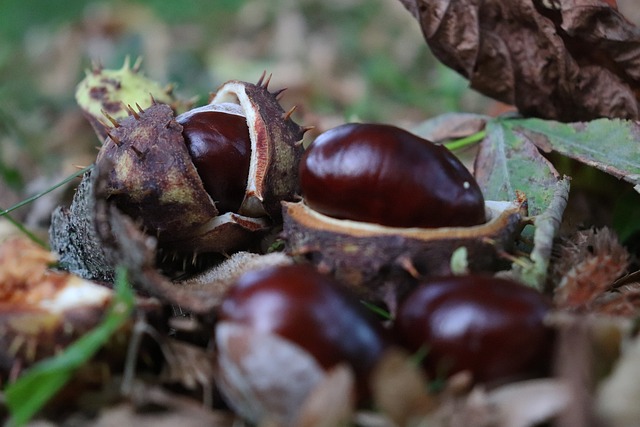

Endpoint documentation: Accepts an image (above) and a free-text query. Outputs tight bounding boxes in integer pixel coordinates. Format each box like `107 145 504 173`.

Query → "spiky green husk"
75 57 176 142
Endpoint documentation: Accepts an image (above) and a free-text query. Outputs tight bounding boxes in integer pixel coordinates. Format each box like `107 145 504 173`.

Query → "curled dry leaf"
398 0 640 121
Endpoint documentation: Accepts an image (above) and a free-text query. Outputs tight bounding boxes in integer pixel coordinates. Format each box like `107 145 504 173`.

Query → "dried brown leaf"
412 113 488 143
597 333 640 427
398 0 640 121
486 379 571 427
93 384 235 427
427 379 569 427
293 364 355 427
589 283 640 317
370 348 436 426
159 339 216 397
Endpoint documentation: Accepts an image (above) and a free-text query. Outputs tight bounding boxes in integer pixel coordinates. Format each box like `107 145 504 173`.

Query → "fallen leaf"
370 348 436 426
510 118 640 191
411 112 488 143
487 379 571 427
293 364 355 427
474 118 560 216
597 333 640 427
93 384 235 427
397 0 640 121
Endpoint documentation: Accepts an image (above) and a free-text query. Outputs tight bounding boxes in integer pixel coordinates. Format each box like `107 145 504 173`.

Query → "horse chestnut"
395 275 553 384
299 123 486 228
181 110 251 214
217 264 390 388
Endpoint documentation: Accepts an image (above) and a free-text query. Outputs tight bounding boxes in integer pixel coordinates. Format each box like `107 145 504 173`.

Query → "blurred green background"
0 0 495 228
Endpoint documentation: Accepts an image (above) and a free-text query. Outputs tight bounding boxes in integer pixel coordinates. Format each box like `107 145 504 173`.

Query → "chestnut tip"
105 131 122 147
90 59 103 74
126 104 141 120
131 56 143 73
101 109 120 128
272 87 288 100
256 70 273 88
282 105 297 121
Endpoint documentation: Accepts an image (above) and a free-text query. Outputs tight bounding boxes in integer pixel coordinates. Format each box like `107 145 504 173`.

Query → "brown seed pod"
94 77 305 256
283 199 527 304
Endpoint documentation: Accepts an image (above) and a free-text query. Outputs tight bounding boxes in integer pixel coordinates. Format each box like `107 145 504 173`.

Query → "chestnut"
77 76 306 264
299 123 486 228
394 274 553 384
217 264 390 389
181 110 251 214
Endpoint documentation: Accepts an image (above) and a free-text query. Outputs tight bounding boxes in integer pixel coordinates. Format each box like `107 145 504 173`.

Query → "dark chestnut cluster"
86 77 306 268
214 264 554 423
299 123 487 228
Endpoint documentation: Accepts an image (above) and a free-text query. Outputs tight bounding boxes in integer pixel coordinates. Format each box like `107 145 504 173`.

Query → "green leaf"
511 118 640 190
5 267 134 426
475 118 560 216
474 117 570 289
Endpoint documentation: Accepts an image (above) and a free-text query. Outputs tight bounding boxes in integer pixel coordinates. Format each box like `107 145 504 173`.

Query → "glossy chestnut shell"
299 123 486 228
181 110 252 214
394 274 553 384
217 264 390 388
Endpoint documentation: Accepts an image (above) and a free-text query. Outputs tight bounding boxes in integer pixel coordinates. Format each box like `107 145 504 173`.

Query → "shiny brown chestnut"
299 123 486 228
217 264 390 389
181 110 251 214
394 274 553 384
